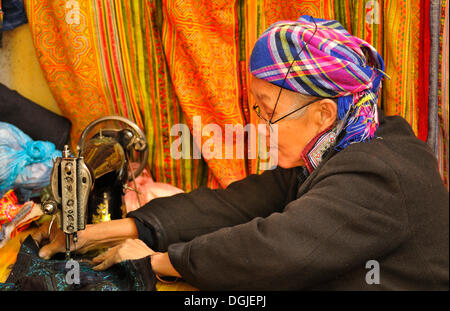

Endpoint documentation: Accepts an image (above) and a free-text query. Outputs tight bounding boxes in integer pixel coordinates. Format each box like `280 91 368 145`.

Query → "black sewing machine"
41 116 148 259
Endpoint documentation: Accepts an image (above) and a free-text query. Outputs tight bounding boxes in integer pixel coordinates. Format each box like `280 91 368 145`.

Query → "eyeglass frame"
252 16 318 132
253 98 321 129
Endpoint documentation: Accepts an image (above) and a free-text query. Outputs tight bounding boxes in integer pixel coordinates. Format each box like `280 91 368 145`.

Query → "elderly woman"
33 16 448 290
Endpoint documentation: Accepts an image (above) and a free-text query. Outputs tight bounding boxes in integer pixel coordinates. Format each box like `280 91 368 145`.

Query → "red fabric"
418 0 431 141
0 190 20 225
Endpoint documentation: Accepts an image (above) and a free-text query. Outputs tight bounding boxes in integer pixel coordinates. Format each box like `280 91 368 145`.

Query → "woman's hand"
31 219 90 259
91 239 182 278
31 218 140 260
91 238 157 270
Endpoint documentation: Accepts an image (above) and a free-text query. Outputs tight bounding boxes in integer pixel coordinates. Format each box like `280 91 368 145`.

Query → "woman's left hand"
92 239 158 270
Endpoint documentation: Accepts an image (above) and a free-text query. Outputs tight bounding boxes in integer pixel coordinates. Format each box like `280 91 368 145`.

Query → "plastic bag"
0 122 61 199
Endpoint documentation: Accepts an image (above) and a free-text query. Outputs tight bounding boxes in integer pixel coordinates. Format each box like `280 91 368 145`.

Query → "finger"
92 254 117 271
91 255 102 264
31 228 45 244
91 245 118 264
91 246 117 264
91 252 108 264
31 223 50 245
38 241 63 260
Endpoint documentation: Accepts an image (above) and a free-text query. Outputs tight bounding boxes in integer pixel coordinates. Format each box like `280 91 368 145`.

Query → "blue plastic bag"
0 122 62 199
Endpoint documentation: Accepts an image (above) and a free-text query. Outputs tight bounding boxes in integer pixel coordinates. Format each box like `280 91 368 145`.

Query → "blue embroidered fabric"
0 235 156 291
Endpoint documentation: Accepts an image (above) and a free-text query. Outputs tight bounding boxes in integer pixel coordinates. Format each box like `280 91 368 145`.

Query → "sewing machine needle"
65 234 71 260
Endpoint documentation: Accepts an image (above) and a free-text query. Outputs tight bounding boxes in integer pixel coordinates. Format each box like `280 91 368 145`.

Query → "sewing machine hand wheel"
78 116 149 181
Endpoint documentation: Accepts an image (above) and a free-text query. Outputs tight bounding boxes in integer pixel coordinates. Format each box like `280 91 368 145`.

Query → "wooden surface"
0 224 197 291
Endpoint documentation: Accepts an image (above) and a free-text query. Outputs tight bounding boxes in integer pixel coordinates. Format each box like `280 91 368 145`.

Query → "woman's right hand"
31 217 140 260
31 219 90 259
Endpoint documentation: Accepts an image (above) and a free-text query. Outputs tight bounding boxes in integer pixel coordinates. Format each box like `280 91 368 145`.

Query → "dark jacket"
128 112 449 290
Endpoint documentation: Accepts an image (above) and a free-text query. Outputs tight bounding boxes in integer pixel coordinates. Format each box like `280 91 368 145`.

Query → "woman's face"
249 76 337 168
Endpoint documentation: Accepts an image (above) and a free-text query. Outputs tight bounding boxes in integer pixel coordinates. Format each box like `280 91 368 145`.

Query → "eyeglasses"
253 98 320 131
253 16 318 132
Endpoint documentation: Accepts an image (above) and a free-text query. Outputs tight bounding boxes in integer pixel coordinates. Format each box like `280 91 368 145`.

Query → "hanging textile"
23 0 449 188
438 1 449 187
23 0 210 191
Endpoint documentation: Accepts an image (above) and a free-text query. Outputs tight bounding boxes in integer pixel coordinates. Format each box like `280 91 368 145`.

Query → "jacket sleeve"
126 166 301 251
166 152 410 290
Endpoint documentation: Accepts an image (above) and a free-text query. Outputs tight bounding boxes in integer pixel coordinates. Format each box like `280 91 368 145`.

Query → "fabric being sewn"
0 235 156 291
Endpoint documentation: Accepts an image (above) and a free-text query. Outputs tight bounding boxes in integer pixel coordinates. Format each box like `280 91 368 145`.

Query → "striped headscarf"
249 15 388 150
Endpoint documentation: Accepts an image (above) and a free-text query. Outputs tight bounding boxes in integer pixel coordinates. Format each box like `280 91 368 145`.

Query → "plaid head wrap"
249 15 388 150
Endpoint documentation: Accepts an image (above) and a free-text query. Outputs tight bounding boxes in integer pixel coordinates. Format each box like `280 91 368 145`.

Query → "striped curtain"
24 0 210 191
23 0 449 189
428 0 448 188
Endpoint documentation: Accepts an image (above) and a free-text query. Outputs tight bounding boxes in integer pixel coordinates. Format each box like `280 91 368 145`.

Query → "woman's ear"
317 99 337 131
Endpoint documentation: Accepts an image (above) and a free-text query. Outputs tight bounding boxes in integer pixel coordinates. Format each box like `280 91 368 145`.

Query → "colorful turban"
249 15 388 150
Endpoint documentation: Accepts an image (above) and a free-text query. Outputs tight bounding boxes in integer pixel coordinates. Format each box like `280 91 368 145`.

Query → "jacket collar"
298 107 385 176
300 125 337 174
